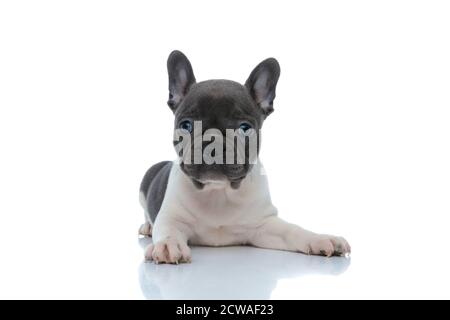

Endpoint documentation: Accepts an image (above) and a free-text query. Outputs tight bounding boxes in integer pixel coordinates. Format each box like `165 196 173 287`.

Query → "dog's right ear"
167 50 196 112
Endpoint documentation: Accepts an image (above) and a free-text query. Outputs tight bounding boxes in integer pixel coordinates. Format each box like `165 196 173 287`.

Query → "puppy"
139 50 351 263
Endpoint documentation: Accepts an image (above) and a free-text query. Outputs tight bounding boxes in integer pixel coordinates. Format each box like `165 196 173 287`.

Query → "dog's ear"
167 50 196 111
245 58 280 116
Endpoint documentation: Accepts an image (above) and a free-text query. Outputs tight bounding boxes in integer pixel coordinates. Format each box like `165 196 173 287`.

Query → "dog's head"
166 50 280 189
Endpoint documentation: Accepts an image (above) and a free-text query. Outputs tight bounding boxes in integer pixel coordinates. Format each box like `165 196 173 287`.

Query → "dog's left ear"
167 50 196 112
245 58 280 116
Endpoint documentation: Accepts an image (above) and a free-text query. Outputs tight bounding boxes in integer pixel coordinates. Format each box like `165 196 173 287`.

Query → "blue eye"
179 120 193 133
239 122 252 133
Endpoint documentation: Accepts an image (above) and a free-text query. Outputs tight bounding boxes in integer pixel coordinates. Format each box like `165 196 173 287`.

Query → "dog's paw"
307 235 351 257
144 238 192 264
138 222 152 237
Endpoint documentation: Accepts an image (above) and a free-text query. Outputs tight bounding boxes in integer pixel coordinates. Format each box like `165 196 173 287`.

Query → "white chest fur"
152 161 278 246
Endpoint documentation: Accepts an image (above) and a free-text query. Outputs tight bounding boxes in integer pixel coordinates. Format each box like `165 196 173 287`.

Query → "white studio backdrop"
0 1 449 299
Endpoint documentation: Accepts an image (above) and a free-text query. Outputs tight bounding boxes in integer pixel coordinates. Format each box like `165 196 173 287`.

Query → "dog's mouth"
180 162 250 188
179 162 251 190
193 178 227 189
190 175 246 190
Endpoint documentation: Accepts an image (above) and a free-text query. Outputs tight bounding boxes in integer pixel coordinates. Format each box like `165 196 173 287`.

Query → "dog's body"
140 51 350 263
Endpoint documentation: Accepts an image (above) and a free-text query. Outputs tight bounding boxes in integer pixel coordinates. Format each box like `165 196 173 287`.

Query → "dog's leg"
144 217 192 264
250 216 351 257
138 222 152 237
138 191 153 237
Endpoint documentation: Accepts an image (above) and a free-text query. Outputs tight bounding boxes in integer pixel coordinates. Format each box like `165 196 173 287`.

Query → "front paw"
144 238 192 264
307 235 351 257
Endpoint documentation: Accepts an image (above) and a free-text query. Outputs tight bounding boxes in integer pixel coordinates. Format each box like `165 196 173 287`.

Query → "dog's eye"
239 122 252 133
179 120 193 133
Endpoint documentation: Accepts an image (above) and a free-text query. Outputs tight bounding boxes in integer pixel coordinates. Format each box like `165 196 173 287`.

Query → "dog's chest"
180 185 260 246
164 162 275 246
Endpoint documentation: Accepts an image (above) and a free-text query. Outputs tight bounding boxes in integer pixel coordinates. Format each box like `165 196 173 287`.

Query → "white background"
1 1 449 299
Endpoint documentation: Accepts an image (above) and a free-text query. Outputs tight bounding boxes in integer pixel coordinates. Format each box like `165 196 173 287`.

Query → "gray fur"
140 161 173 223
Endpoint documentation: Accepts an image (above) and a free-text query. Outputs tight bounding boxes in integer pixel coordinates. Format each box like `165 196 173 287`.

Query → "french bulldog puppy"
139 50 351 264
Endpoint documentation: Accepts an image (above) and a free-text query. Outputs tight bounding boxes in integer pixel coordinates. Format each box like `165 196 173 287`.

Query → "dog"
139 50 351 264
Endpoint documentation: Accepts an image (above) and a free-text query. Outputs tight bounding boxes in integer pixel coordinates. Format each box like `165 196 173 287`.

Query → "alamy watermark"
174 121 259 165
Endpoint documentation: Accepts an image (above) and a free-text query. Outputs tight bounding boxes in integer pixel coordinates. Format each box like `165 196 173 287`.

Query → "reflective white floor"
138 238 350 300
1 220 450 299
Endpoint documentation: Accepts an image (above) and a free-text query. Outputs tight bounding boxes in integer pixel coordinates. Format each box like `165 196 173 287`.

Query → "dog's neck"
167 159 274 229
